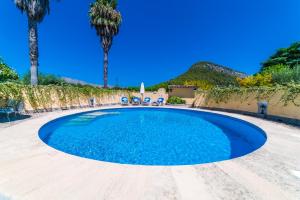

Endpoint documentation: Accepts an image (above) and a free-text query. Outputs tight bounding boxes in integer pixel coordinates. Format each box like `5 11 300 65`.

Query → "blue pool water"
39 108 267 166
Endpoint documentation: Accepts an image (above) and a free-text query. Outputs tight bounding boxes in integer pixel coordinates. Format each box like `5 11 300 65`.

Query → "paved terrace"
0 106 299 200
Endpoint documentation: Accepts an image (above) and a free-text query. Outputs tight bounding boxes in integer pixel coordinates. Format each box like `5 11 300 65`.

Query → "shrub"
270 65 300 84
167 96 186 104
261 64 288 74
0 59 19 82
236 73 272 87
238 64 300 87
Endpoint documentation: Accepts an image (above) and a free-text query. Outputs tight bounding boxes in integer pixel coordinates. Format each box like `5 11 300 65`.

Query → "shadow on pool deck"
0 114 31 125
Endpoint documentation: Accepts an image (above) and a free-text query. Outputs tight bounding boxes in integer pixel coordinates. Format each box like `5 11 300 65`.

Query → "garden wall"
0 83 169 113
193 87 300 125
21 90 129 112
23 89 168 112
131 88 168 102
0 83 129 112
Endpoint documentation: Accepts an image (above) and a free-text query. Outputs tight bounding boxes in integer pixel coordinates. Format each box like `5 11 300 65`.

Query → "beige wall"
20 88 168 112
132 88 168 102
22 91 130 112
169 88 195 98
193 91 300 121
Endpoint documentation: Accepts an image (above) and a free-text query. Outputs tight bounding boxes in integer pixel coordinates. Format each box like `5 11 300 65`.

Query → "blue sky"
0 0 300 86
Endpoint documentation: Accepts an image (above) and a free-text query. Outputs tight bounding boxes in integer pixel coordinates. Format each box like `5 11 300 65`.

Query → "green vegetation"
89 0 122 88
14 0 55 86
0 82 123 110
198 42 300 108
0 59 19 82
262 64 300 85
22 72 67 85
199 84 300 107
183 80 214 90
167 96 186 105
122 86 138 91
236 73 273 87
262 42 300 71
150 62 245 91
237 42 300 87
146 82 169 91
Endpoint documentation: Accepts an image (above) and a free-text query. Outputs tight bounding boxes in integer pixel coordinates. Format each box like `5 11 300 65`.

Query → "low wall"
24 90 168 112
0 84 169 112
193 89 300 126
132 88 168 102
22 91 129 112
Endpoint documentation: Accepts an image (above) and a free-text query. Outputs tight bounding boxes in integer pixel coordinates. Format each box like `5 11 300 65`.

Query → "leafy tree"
14 0 56 86
89 0 122 88
262 42 300 71
0 59 19 82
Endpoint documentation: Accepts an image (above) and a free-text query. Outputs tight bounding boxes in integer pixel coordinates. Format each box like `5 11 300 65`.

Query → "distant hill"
62 77 101 88
147 61 246 90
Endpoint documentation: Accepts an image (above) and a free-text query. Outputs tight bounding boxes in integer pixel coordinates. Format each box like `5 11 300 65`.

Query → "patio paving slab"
0 106 299 200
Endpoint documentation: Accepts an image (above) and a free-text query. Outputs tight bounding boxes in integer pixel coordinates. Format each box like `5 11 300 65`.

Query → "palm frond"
89 0 122 38
14 0 50 22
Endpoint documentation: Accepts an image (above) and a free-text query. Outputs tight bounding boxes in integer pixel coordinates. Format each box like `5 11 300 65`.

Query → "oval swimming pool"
39 108 267 166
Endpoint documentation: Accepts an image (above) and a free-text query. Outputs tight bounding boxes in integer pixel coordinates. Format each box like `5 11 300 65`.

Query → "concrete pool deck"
0 106 299 200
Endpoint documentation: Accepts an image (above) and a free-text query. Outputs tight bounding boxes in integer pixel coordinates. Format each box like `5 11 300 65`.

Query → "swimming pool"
39 108 267 166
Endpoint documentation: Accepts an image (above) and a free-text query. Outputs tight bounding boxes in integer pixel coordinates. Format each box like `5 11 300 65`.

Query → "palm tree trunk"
103 50 109 88
28 19 39 86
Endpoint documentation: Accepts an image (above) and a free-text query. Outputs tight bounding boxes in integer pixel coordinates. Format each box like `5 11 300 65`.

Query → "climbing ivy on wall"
0 83 126 110
197 84 300 106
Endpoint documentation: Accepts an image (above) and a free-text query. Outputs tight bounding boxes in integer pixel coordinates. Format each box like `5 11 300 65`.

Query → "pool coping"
0 106 299 200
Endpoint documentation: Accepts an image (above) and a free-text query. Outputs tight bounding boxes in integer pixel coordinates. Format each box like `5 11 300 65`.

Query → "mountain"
62 77 101 88
147 61 246 90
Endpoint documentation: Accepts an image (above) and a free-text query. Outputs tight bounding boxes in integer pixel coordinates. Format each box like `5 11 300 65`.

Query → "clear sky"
1 0 300 87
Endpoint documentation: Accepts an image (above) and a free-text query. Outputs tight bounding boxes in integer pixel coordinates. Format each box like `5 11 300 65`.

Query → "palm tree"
89 0 122 88
14 0 51 86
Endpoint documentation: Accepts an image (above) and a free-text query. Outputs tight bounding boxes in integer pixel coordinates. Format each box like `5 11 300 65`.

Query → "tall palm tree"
14 0 51 86
89 0 122 88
